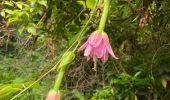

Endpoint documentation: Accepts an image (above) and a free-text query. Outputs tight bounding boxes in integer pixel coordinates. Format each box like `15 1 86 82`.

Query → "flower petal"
104 34 119 59
78 41 88 52
78 31 118 62
94 39 105 58
89 31 103 47
84 45 92 57
46 90 61 100
101 48 109 62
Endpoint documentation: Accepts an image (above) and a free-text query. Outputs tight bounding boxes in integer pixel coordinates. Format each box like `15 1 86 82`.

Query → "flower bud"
46 90 61 100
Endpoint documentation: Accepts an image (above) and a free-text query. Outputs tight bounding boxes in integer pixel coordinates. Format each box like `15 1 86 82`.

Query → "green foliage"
91 86 114 100
0 0 170 99
111 72 150 100
0 82 40 100
91 72 151 100
2 0 47 35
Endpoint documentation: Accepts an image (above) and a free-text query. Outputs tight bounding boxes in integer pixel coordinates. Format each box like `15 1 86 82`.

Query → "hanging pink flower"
78 31 118 62
46 90 61 100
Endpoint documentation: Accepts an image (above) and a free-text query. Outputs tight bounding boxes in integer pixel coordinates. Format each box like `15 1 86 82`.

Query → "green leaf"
7 18 19 26
30 0 36 7
160 75 167 88
16 2 23 9
18 26 25 35
77 0 96 9
86 0 96 9
77 1 85 7
68 33 79 45
4 1 14 6
4 9 13 14
0 82 39 100
0 85 20 100
73 90 85 100
23 4 31 11
38 0 47 6
1 11 5 17
133 72 141 78
27 24 36 35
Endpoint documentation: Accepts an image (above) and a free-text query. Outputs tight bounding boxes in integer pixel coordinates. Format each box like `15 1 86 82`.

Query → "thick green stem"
54 68 65 91
53 51 75 91
98 0 111 32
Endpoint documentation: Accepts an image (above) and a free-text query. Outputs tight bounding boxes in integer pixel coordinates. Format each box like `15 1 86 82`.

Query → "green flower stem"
53 51 75 91
98 0 111 32
54 68 65 91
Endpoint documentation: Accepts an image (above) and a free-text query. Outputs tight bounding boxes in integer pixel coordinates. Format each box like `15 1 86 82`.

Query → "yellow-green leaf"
27 24 36 35
77 0 96 9
4 9 13 14
86 0 96 9
4 1 14 7
1 11 5 17
16 2 23 9
0 82 39 100
18 26 25 35
38 0 47 6
160 76 167 88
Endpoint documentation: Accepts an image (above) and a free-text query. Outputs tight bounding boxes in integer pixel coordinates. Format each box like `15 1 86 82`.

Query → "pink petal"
107 45 118 59
78 41 88 52
89 31 103 47
88 32 97 44
46 90 61 100
84 45 92 57
101 48 109 62
78 31 118 62
94 39 105 58
103 34 119 59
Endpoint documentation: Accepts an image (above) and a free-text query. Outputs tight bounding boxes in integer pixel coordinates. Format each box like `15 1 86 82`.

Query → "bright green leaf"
1 11 5 17
18 26 25 35
0 82 39 100
38 0 47 6
4 1 14 6
16 2 23 9
27 26 36 35
77 0 96 9
133 72 141 78
7 18 19 26
86 0 96 9
4 9 13 14
160 76 167 88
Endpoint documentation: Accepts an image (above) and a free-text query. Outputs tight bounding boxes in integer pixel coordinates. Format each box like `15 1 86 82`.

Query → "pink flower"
46 90 61 100
78 31 118 62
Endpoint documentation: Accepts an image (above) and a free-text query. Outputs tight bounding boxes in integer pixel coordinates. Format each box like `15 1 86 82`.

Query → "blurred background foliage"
0 0 170 100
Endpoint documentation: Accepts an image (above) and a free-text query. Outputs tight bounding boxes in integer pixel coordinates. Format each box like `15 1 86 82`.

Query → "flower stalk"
53 69 65 91
46 51 75 100
98 0 111 32
54 51 75 91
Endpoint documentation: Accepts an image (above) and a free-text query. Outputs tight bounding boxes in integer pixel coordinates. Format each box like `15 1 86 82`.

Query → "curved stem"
98 0 111 32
